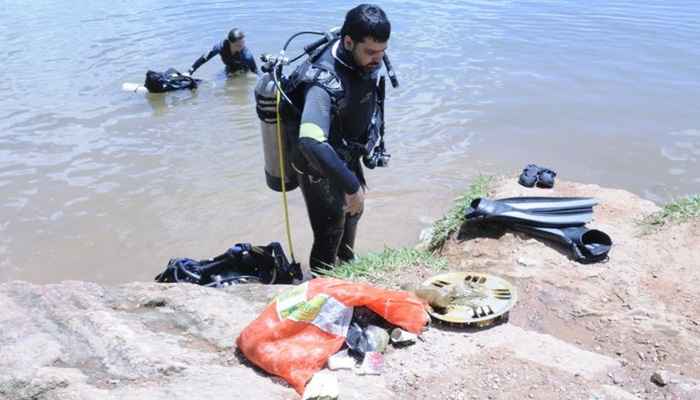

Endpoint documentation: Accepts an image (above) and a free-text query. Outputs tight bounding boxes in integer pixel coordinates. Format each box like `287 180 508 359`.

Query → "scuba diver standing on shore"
285 4 393 275
187 28 258 76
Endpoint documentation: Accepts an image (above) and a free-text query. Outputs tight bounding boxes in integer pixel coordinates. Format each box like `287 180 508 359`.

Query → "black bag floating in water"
155 242 302 286
144 68 200 93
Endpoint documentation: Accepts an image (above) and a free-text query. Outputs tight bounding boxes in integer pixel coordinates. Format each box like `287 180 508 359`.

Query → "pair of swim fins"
465 197 612 263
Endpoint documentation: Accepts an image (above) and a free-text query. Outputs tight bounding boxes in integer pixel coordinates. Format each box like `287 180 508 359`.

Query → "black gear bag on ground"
154 242 302 287
144 68 200 93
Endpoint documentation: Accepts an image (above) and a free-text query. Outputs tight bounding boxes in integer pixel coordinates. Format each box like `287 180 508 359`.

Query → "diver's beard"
354 61 377 73
347 45 380 73
361 62 380 73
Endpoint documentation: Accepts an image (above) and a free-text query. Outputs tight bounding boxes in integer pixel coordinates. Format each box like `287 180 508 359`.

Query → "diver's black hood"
335 40 356 70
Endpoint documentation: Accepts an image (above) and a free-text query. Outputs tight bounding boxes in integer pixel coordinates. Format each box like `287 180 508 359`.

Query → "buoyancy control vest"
255 35 391 192
220 42 255 74
285 41 387 182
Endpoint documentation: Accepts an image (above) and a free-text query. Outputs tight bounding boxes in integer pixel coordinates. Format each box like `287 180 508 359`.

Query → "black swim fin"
495 197 598 214
510 223 612 263
466 197 596 228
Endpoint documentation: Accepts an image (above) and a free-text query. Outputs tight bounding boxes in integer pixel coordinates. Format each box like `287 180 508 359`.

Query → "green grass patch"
641 194 700 231
427 175 492 251
321 247 448 285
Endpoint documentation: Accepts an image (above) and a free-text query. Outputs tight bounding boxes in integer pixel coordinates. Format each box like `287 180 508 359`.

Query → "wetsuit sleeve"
298 86 360 194
189 42 222 74
243 48 258 74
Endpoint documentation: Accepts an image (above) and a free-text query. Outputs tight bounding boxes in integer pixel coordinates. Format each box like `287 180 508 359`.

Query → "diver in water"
187 28 258 76
286 4 392 275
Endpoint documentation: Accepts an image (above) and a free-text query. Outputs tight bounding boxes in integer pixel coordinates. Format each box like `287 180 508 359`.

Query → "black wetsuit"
189 40 257 75
292 39 380 273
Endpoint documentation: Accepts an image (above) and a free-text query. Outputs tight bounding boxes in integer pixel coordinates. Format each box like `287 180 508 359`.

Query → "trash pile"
236 278 429 396
235 273 519 399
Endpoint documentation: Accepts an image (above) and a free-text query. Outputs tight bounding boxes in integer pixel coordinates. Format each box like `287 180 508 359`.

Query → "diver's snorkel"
382 54 399 88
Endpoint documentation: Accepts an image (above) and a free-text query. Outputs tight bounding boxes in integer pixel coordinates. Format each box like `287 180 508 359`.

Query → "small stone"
608 372 622 385
637 351 646 361
472 250 484 258
528 394 534 399
650 370 669 386
517 257 534 267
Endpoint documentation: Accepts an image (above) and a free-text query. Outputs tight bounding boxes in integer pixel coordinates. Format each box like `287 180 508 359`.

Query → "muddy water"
1 0 699 283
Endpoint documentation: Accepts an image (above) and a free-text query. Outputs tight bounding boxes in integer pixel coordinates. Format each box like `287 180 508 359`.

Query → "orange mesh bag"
236 278 428 393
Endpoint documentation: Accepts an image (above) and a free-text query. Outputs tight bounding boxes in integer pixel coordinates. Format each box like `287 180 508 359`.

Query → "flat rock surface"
1 177 698 400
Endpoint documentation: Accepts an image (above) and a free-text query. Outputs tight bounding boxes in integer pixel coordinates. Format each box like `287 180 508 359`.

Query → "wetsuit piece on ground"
189 40 257 74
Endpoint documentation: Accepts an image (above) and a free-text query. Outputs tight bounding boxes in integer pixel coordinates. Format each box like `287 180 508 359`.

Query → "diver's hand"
344 188 365 216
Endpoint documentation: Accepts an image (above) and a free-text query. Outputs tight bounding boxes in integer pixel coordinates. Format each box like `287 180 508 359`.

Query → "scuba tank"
254 63 298 192
253 29 340 193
